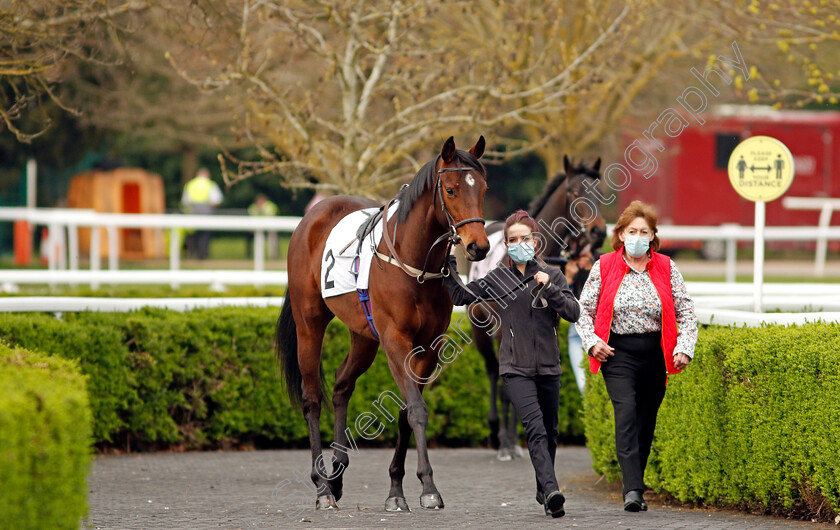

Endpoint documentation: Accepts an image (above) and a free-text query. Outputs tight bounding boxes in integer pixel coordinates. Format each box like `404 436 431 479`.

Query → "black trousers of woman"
601 332 667 495
501 373 561 496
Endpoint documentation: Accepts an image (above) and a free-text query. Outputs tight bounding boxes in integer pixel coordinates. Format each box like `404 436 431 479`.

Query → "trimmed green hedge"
584 323 840 520
0 309 583 449
0 343 92 529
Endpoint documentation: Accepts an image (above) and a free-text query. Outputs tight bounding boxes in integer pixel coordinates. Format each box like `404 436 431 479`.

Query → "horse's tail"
276 289 304 406
276 289 329 408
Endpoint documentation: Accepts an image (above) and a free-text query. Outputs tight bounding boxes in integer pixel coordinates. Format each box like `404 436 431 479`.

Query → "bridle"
558 174 600 260
378 164 485 283
434 166 486 239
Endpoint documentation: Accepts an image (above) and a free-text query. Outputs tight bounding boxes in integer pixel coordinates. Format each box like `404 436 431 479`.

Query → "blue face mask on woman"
624 235 650 258
508 240 536 264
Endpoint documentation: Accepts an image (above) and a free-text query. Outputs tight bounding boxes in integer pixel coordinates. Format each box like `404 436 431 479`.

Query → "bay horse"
277 136 489 512
469 155 607 460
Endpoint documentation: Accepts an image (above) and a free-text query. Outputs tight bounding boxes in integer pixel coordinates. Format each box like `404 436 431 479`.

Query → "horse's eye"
445 187 455 196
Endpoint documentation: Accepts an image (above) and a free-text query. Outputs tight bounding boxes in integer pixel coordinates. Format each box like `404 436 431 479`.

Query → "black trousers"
194 230 211 260
601 332 667 495
502 373 560 496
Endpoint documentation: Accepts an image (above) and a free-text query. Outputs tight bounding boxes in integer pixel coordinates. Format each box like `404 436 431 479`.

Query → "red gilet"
589 248 681 375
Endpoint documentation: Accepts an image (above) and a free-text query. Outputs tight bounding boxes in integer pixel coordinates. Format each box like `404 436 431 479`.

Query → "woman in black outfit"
445 210 580 518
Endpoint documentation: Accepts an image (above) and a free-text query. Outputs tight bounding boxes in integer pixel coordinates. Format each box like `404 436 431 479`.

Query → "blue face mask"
508 241 536 264
624 235 650 258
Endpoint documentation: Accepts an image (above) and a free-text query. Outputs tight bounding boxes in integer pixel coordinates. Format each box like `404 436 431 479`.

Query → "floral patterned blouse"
575 254 698 357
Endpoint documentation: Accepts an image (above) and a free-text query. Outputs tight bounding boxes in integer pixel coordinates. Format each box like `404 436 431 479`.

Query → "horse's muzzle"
466 241 490 261
590 225 607 250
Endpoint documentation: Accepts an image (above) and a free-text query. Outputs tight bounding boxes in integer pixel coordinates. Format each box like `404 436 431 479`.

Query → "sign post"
727 136 795 313
753 201 765 312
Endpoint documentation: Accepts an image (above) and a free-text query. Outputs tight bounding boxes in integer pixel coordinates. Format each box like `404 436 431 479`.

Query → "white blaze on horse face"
465 173 475 187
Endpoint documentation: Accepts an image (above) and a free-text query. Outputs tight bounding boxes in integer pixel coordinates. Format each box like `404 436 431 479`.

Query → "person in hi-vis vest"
247 193 280 258
181 168 223 259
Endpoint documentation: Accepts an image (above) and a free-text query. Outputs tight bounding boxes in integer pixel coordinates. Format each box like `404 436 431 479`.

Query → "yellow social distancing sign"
727 135 795 202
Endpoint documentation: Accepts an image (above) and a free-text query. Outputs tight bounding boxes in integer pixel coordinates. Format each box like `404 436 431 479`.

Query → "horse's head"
436 136 490 261
564 155 607 257
530 155 607 259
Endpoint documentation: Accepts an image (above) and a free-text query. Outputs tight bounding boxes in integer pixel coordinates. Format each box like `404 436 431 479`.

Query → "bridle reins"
378 165 485 283
445 172 603 307
452 176 594 307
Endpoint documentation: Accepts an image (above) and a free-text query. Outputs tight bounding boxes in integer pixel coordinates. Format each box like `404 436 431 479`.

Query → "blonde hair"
611 200 660 252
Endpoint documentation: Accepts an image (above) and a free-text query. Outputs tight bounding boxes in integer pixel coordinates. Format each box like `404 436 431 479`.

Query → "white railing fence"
0 296 286 313
781 196 840 276
0 208 300 288
5 286 840 327
2 202 840 289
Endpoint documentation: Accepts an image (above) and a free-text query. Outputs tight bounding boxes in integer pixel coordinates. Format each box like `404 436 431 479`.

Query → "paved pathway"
87 447 828 529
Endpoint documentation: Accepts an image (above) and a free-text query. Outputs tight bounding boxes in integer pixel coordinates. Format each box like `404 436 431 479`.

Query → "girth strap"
352 255 380 339
357 288 379 339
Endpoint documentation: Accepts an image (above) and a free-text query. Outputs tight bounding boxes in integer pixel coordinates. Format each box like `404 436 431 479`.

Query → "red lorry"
618 106 840 257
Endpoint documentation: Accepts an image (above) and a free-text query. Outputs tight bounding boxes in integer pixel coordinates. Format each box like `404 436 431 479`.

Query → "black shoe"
536 490 550 515
623 490 644 512
545 491 565 518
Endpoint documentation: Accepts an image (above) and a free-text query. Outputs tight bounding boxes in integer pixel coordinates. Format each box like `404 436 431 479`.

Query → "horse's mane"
395 150 485 223
528 172 566 216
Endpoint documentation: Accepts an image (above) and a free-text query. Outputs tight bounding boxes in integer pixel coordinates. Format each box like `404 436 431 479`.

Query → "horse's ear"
469 136 485 159
593 157 602 172
563 155 571 174
441 136 457 163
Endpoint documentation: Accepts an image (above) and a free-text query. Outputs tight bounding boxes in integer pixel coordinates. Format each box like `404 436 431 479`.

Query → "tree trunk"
180 144 198 186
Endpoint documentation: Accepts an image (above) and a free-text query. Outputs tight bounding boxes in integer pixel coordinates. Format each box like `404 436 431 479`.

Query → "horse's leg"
382 333 444 510
329 331 379 503
385 407 412 512
471 318 500 450
413 381 444 509
297 309 336 509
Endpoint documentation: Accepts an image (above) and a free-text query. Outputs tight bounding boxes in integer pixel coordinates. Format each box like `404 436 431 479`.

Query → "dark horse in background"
468 155 607 460
277 137 489 512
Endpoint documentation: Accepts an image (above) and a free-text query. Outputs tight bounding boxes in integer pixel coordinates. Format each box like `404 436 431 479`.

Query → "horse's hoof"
385 496 411 512
329 481 343 502
419 492 445 510
514 445 526 459
496 447 512 461
315 494 338 510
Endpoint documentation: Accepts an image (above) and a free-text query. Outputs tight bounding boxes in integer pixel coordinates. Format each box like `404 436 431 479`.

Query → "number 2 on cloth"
324 249 336 289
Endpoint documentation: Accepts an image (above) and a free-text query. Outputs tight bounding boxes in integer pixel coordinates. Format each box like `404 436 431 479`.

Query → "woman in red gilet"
575 200 697 512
